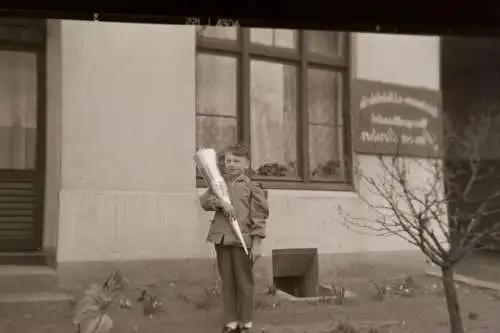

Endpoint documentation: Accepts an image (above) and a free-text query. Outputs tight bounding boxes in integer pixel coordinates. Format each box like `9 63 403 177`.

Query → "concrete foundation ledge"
0 292 74 304
55 250 426 291
275 285 357 302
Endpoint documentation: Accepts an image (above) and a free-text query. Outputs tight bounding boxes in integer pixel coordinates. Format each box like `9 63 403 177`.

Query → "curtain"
0 50 37 170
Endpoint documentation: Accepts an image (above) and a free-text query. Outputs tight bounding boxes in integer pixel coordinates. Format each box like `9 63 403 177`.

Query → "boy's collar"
224 172 249 183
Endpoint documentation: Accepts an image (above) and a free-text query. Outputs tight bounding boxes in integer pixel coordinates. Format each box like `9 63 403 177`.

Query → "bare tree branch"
340 108 500 269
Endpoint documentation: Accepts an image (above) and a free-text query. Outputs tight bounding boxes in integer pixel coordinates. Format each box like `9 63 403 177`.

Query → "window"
0 18 46 251
196 27 351 190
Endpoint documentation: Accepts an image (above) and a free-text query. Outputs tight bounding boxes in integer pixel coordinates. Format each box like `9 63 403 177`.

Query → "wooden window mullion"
240 28 251 150
299 31 310 183
341 33 352 181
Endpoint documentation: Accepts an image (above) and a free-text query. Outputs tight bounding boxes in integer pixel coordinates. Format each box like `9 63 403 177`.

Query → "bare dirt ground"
1 273 500 333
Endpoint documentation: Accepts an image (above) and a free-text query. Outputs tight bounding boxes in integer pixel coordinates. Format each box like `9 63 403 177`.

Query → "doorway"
0 19 46 252
441 36 500 251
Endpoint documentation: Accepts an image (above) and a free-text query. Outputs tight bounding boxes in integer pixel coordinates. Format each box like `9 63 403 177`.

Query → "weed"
332 284 347 305
73 270 124 333
369 280 389 302
394 274 419 298
137 288 163 316
402 274 416 289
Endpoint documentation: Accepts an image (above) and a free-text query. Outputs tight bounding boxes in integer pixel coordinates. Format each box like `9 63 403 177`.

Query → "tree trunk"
442 266 465 333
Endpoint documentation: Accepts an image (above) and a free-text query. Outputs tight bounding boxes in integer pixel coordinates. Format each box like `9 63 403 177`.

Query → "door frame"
0 21 47 251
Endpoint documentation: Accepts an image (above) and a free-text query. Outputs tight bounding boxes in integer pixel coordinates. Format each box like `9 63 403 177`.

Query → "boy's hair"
224 143 250 159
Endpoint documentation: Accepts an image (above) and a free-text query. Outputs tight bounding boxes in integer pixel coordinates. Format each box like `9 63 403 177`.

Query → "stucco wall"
49 24 441 263
53 21 197 261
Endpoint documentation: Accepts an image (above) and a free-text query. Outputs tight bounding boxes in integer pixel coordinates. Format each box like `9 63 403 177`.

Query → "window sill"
195 177 353 192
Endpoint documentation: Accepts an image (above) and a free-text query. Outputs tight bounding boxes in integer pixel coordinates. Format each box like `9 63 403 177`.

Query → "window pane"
196 53 237 117
196 26 238 40
307 30 343 56
308 69 340 125
196 53 237 152
308 68 343 180
250 28 297 48
250 60 297 177
196 116 237 153
0 51 37 170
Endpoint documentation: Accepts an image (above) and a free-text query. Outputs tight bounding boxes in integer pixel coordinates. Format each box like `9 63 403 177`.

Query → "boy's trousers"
215 244 254 324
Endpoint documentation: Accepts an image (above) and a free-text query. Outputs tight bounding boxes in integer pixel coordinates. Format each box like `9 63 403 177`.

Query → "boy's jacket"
200 174 269 248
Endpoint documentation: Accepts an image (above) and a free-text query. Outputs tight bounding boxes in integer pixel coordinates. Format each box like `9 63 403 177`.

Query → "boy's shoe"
239 323 252 333
222 325 239 333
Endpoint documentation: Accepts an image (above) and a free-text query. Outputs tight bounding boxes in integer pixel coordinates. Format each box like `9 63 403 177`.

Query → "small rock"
119 298 132 309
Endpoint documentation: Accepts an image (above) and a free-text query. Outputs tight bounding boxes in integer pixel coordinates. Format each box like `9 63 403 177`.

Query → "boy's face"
224 152 249 176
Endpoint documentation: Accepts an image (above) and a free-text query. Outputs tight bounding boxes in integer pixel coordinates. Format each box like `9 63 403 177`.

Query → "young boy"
200 144 270 333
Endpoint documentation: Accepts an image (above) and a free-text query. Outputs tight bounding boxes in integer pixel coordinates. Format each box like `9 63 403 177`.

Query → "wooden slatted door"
0 171 39 251
0 20 46 251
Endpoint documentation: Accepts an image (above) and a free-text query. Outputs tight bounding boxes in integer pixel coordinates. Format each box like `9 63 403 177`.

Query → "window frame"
0 18 47 251
196 28 353 191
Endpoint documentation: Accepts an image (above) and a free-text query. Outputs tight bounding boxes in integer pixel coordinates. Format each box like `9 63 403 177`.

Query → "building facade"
0 19 441 282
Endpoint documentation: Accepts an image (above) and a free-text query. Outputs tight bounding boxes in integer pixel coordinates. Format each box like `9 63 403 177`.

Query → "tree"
339 111 500 333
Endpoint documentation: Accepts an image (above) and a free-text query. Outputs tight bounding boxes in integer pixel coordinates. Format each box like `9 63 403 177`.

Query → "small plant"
73 270 125 333
402 274 416 289
393 274 420 298
137 288 163 317
369 280 389 302
332 284 347 305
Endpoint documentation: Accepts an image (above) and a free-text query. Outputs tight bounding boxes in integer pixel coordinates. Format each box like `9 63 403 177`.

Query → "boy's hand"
213 199 224 210
250 239 262 263
220 201 236 219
